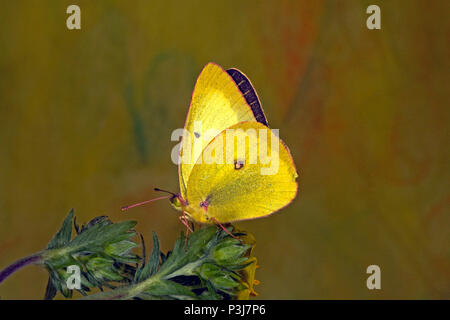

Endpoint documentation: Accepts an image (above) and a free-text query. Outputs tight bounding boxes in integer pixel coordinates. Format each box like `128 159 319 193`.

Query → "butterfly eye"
234 160 244 170
194 132 201 138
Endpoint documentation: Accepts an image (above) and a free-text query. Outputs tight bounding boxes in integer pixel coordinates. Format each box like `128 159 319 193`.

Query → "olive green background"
0 0 448 299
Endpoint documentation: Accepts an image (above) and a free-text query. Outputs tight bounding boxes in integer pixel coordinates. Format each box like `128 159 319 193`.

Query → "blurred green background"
0 0 448 299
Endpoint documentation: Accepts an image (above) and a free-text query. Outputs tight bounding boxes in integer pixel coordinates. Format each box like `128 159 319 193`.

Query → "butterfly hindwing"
185 121 298 224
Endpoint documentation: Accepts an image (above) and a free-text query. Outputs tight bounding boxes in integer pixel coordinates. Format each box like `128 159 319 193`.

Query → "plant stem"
0 253 43 284
81 273 160 300
163 259 203 279
80 284 137 300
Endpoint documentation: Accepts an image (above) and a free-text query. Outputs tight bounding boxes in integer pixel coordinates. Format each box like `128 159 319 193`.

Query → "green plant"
0 209 258 300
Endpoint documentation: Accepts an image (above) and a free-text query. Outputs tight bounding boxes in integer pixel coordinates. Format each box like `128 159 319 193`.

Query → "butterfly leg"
210 217 240 241
178 211 193 247
181 211 193 233
178 215 193 233
178 215 189 248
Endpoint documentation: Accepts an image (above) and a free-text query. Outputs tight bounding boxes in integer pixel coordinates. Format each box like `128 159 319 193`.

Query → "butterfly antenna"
121 195 171 211
154 188 177 196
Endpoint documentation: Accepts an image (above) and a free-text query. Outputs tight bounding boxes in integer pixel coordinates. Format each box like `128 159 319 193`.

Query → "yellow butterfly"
123 63 298 230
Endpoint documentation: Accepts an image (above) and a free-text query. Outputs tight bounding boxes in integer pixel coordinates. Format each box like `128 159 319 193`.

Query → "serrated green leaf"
212 240 250 265
159 227 216 276
198 280 223 300
48 209 74 249
105 240 138 256
196 263 240 290
44 276 57 300
81 216 110 232
225 257 252 270
86 256 114 270
210 274 240 290
147 232 161 276
135 232 160 282
112 253 140 264
68 220 137 251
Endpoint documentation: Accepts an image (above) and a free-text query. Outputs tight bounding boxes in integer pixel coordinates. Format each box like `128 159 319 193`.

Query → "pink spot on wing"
200 198 210 212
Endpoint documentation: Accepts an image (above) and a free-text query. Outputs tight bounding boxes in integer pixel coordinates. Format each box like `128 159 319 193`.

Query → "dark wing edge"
226 68 268 126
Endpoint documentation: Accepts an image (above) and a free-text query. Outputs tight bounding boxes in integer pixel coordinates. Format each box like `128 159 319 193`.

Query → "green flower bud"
212 238 250 266
105 240 138 256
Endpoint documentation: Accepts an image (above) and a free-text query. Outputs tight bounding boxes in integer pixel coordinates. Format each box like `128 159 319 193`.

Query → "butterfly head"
153 188 187 211
169 194 186 211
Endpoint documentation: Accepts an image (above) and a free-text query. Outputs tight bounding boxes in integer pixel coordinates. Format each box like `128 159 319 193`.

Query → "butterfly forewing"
178 63 263 198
